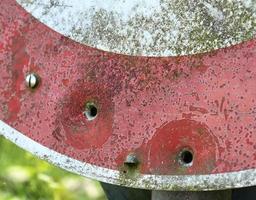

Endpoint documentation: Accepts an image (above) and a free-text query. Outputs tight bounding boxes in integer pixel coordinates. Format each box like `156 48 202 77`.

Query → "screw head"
124 154 139 167
26 73 39 89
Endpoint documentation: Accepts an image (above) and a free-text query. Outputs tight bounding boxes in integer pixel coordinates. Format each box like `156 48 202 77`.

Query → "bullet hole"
179 149 194 167
84 102 98 121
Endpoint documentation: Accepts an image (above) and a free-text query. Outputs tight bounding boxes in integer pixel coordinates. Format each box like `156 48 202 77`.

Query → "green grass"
0 136 106 200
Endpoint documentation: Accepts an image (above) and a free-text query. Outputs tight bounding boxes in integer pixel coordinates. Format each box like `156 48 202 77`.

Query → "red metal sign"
0 0 256 190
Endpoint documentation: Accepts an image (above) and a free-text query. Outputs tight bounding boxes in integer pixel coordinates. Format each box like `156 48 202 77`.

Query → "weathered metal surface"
1 0 256 191
2 121 256 191
17 0 256 56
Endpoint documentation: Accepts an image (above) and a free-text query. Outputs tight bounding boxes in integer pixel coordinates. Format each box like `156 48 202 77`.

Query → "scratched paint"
1 0 256 190
17 0 256 56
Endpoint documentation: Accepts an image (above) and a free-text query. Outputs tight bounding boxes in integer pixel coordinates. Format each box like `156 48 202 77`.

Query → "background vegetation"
0 136 107 200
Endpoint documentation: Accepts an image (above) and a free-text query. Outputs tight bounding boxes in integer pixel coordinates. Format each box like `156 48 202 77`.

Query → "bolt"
26 73 39 89
124 154 139 167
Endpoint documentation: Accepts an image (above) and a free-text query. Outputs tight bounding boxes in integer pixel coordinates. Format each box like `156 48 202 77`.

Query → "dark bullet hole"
84 102 98 121
179 149 194 167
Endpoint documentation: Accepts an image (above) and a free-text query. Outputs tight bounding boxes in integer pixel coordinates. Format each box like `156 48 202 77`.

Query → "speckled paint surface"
1 0 256 190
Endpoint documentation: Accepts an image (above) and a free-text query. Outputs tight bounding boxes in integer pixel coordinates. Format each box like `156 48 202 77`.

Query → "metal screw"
124 154 139 167
26 73 39 89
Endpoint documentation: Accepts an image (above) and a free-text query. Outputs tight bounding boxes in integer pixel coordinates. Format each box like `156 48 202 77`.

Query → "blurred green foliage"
0 136 106 200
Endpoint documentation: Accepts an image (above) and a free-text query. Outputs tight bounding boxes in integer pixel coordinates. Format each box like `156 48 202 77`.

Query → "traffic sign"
0 0 256 191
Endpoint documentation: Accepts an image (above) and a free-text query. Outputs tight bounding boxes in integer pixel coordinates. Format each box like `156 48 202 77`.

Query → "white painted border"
1 120 256 191
16 0 256 57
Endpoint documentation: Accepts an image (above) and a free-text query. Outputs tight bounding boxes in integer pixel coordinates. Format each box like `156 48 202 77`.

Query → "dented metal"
1 120 256 191
0 0 256 191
